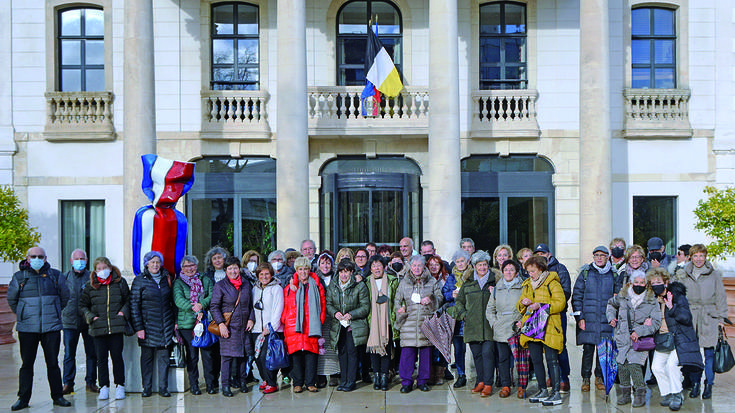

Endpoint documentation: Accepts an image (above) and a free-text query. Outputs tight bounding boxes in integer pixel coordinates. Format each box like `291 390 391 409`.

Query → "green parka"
326 274 371 348
173 275 214 329
366 273 400 339
447 270 498 342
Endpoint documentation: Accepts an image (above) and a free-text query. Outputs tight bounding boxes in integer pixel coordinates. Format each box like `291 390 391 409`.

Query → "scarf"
295 275 322 337
229 274 242 290
97 275 112 285
180 272 203 305
629 285 645 308
692 265 705 280
214 269 226 283
592 260 612 274
452 265 473 290
474 270 491 290
658 300 669 333
150 271 162 286
367 274 390 356
339 278 350 291
530 271 550 290
502 276 521 289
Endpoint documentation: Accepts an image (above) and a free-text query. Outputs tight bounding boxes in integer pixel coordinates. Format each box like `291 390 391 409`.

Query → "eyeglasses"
182 264 197 268
29 255 45 259
593 253 608 258
355 255 367 259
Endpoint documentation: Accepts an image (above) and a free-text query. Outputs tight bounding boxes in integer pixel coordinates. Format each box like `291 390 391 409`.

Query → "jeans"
399 346 431 386
581 343 602 379
291 350 318 387
469 341 496 385
18 331 64 402
652 350 682 395
94 334 125 387
337 327 358 385
690 347 715 385
140 346 170 392
452 335 466 376
63 327 97 387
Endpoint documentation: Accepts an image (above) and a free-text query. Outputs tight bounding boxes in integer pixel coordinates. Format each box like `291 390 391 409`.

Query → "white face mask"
272 262 283 271
247 262 257 272
97 268 111 280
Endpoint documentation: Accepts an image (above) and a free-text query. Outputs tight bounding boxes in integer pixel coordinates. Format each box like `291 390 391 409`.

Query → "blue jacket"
572 263 617 345
547 256 571 310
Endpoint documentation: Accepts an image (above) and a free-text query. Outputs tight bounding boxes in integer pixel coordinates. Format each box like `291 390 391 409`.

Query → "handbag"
169 343 185 368
207 288 242 337
654 332 675 352
264 323 289 370
192 315 218 348
627 307 656 351
714 326 735 374
521 304 550 340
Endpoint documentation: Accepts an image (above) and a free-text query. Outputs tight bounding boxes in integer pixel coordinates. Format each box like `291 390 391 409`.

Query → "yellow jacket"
517 271 566 353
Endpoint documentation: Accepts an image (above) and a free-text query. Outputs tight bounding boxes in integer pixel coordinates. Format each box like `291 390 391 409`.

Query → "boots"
617 385 631 405
379 373 390 391
427 366 438 385
689 381 701 398
581 378 591 392
373 373 381 390
542 361 563 406
632 387 647 407
702 383 712 399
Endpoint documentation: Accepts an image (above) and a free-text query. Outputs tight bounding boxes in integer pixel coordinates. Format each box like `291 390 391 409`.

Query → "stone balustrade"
623 88 692 138
44 91 115 141
307 86 429 135
201 90 271 139
470 90 540 138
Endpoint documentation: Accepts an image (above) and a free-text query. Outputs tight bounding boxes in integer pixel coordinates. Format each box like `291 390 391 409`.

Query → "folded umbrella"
597 337 618 399
420 311 456 364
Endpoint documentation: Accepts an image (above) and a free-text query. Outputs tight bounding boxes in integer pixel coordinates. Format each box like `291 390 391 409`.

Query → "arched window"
211 2 260 90
632 7 676 88
58 7 105 91
336 0 402 86
479 1 527 90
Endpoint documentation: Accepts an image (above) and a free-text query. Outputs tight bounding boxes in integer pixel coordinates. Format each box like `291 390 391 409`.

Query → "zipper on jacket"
106 284 111 333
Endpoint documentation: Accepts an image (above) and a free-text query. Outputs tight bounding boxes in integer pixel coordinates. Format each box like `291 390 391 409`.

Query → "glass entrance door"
338 189 404 248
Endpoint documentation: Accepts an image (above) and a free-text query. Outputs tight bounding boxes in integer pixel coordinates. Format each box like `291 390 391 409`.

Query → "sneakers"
98 386 110 400
529 388 549 403
115 385 125 400
263 385 278 394
259 381 267 391
669 392 683 411
660 393 673 407
541 390 563 406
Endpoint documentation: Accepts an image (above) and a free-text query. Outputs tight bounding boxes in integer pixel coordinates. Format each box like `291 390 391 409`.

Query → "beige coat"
485 278 523 343
675 261 728 348
394 267 444 347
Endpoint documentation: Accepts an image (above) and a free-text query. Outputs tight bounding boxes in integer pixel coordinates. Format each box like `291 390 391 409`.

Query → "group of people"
5 235 728 411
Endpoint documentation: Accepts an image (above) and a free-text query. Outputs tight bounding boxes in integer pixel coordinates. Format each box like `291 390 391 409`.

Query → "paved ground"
1 331 734 412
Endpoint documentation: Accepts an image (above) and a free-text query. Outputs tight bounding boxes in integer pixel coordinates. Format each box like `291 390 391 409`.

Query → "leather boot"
689 381 700 398
581 378 590 392
702 383 712 399
373 373 381 390
617 385 631 405
380 373 389 391
632 387 647 407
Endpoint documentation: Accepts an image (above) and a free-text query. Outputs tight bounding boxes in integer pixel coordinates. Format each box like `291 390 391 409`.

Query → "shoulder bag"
207 288 242 337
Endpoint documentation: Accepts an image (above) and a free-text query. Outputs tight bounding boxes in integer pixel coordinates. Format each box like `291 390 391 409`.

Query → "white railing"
44 91 115 141
307 86 429 135
623 89 691 138
470 90 540 138
201 90 271 138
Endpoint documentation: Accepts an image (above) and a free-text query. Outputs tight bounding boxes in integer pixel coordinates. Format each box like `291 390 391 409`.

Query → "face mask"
632 285 646 295
272 262 282 271
649 251 664 262
246 262 257 272
97 268 111 280
72 259 86 272
391 262 403 273
651 284 666 296
611 247 625 259
30 258 44 271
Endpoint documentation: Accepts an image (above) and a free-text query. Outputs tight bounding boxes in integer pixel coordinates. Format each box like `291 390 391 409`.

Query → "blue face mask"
72 259 86 272
30 258 45 271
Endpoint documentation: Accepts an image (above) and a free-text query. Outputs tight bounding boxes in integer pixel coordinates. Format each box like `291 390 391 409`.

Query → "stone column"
123 0 156 273
428 0 461 257
579 1 611 257
276 0 309 250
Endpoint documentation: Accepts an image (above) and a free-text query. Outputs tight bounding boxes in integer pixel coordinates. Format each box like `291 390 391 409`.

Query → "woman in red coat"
282 256 326 393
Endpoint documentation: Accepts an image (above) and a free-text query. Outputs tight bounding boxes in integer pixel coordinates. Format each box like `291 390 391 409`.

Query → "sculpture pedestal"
123 336 188 392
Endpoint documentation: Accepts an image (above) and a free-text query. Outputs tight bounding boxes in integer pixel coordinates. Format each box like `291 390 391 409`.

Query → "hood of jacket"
90 265 123 288
404 267 431 285
494 276 524 292
682 260 715 278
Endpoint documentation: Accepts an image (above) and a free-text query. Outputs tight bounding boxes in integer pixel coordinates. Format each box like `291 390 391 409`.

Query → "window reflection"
211 3 260 90
58 7 105 91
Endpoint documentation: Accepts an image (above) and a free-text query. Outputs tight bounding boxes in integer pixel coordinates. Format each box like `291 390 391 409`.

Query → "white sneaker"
98 386 109 400
115 385 125 400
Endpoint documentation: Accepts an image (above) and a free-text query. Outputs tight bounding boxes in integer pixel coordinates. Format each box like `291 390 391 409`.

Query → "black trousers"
337 327 358 385
140 346 170 392
528 341 559 389
469 341 496 385
180 328 217 387
252 332 281 387
370 330 394 375
93 333 125 387
17 331 63 402
494 342 512 387
291 350 318 387
221 356 247 387
581 343 602 379
392 339 402 372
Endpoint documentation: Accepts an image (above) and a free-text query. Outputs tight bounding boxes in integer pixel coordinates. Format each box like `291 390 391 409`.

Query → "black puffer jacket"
130 269 176 348
7 260 69 333
79 267 131 337
62 269 91 330
547 256 571 309
664 281 704 373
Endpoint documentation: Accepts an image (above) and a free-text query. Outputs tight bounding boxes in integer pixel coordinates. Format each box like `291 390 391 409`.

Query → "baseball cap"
593 245 610 255
647 237 664 250
534 243 550 254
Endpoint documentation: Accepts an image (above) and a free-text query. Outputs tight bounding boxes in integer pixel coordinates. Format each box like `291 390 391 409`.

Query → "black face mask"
632 285 647 295
651 284 666 297
390 262 403 273
649 251 664 262
611 247 625 259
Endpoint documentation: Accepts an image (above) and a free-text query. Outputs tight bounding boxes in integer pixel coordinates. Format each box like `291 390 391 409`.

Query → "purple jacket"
211 277 255 358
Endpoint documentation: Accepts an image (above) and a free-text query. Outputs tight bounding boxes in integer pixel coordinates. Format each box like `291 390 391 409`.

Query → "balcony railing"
307 86 429 135
623 88 692 138
201 90 271 139
470 90 540 138
44 91 115 141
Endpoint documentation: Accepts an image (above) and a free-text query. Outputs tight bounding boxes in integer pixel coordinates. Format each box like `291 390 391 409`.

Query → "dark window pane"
241 198 277 254
654 39 674 64
191 198 235 260
633 196 676 254
632 68 651 88
631 8 650 36
480 3 501 34
480 66 501 82
338 2 368 34
237 5 258 35
213 4 234 35
340 68 365 85
61 9 81 36
480 38 500 63
85 69 105 91
507 197 549 255
213 39 234 64
85 9 104 36
631 39 650 64
339 192 370 244
372 191 403 243
238 39 259 64
653 8 674 36
61 69 82 91
61 40 81 65
505 66 522 80
505 38 525 63
340 38 366 65
213 68 235 82
85 40 104 65
461 197 500 252
505 3 526 34
654 68 675 88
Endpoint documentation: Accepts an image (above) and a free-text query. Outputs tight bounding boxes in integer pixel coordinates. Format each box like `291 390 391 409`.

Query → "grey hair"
471 250 491 266
70 248 87 260
407 254 425 267
268 250 286 261
181 255 199 266
301 239 316 249
204 246 230 272
460 238 475 249
452 249 470 262
630 268 647 282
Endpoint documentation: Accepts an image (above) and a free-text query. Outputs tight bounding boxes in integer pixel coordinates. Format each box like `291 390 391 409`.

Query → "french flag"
132 155 195 276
